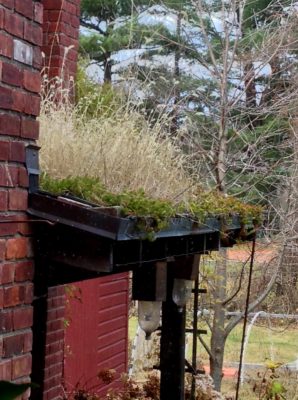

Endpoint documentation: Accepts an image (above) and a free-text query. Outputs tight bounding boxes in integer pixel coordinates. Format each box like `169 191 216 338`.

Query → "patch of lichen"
40 174 263 233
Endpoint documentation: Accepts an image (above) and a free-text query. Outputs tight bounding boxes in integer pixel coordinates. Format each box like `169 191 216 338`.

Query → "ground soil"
227 242 277 264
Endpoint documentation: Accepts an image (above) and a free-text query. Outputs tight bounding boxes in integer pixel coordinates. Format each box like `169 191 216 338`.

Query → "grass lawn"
223 323 298 364
129 317 298 399
129 317 298 365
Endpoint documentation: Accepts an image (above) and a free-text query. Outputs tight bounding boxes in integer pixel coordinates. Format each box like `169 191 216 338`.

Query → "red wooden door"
64 273 130 396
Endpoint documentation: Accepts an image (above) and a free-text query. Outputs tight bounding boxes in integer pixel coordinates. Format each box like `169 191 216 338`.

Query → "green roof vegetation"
40 174 263 234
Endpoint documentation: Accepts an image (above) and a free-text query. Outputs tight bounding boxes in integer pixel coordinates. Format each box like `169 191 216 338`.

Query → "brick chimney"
0 0 42 397
42 0 80 96
0 0 81 398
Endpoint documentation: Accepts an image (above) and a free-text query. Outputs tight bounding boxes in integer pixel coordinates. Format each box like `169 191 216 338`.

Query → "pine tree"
80 0 195 82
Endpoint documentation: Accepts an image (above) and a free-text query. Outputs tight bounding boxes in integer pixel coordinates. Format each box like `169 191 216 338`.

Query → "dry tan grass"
39 93 196 201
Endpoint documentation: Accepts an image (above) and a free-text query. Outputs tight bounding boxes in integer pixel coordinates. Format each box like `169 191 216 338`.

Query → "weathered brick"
23 70 41 93
1 61 23 87
44 362 63 379
0 359 12 381
48 295 65 309
0 240 6 260
0 113 21 136
47 55 64 68
45 340 64 356
0 222 18 236
0 140 10 160
46 306 65 323
0 165 19 187
13 307 33 330
12 354 32 380
11 90 25 113
47 319 64 332
14 261 34 282
23 94 40 116
43 386 63 400
24 21 43 46
55 307 66 320
0 262 15 284
21 118 39 138
47 10 70 23
43 374 63 391
6 237 29 260
17 221 32 236
4 10 24 38
46 66 61 79
46 329 65 345
42 44 64 58
71 14 80 29
0 8 4 29
33 46 42 69
15 0 34 19
3 285 25 307
8 188 28 210
0 287 3 308
18 167 29 188
0 310 13 333
34 2 44 24
0 190 8 211
48 286 65 297
42 0 64 10
10 141 25 162
44 351 64 369
23 329 33 352
64 1 77 15
0 86 14 109
24 283 33 304
0 164 19 187
3 332 27 357
46 21 63 34
0 32 13 58
0 0 14 8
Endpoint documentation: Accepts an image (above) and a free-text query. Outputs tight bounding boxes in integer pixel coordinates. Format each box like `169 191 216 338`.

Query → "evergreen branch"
80 19 107 36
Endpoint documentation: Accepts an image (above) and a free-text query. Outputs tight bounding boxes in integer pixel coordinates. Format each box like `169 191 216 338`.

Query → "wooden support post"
160 262 186 400
160 255 201 400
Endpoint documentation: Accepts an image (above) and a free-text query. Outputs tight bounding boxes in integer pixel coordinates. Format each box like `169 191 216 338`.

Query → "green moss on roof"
40 174 263 232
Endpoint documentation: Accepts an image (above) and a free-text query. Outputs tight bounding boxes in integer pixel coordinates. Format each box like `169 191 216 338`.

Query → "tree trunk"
244 61 257 128
244 62 256 109
278 116 298 312
103 53 112 83
210 332 227 391
171 11 182 134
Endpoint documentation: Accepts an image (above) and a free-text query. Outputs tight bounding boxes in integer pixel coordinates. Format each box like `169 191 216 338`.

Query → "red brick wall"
41 1 80 399
0 0 42 396
42 0 80 88
43 286 66 400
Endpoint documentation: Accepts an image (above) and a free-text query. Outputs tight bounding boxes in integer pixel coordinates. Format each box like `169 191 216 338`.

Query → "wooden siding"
64 273 130 396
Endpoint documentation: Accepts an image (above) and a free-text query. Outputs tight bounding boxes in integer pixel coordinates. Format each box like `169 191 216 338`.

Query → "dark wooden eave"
28 191 247 277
